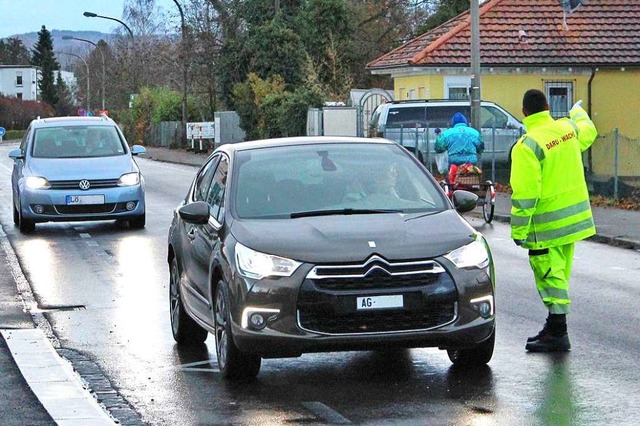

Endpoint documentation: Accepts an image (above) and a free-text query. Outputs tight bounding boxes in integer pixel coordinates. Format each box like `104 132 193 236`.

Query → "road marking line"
79 233 92 238
302 401 352 424
1 329 116 425
168 359 220 372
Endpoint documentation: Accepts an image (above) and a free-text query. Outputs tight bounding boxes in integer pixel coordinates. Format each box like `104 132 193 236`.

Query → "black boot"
527 320 550 343
525 314 571 352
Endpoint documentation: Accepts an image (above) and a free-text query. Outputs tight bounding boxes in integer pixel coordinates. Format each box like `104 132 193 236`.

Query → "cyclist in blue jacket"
435 112 484 182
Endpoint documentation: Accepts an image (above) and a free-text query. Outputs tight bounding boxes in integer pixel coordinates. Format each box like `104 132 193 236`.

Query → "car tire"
169 257 208 345
13 202 19 226
17 202 35 233
129 213 146 229
447 327 495 367
214 280 261 379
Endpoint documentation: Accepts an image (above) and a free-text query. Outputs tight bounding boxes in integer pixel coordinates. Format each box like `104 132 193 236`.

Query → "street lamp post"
83 11 134 40
57 51 90 112
172 0 188 148
83 11 136 97
62 36 105 111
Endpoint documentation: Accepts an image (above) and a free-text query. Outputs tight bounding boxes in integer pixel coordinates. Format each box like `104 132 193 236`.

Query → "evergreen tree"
417 0 470 33
2 38 31 64
54 71 74 116
30 25 60 106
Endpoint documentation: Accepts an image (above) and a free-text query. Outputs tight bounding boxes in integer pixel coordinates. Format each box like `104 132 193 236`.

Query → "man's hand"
513 239 527 247
570 99 583 111
434 128 441 135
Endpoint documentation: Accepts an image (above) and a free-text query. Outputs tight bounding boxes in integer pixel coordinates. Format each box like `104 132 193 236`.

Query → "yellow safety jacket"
510 106 598 249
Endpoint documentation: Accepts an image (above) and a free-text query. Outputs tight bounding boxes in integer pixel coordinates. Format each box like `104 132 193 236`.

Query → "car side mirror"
451 190 478 213
178 201 210 224
8 148 24 160
131 145 146 156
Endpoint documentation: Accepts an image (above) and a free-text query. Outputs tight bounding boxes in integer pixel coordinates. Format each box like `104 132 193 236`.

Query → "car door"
193 155 228 319
179 154 220 319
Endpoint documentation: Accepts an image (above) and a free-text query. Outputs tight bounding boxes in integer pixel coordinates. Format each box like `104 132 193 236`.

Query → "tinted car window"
194 155 220 202
386 107 426 126
480 106 508 128
206 156 228 223
232 143 448 219
426 106 470 128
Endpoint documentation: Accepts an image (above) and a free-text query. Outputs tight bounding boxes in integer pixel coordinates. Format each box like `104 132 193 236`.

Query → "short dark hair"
522 89 548 115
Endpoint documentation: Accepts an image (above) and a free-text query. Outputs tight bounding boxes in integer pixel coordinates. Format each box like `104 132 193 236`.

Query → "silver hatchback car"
8 116 146 232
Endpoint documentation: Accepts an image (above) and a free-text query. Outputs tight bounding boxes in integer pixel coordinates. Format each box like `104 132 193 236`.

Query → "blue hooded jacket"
435 113 484 165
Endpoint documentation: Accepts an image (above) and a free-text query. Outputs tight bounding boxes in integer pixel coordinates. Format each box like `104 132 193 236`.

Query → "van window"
480 106 508 128
426 106 470 128
387 107 426 126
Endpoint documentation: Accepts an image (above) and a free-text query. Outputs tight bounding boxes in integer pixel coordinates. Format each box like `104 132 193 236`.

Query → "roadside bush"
260 88 323 138
233 73 324 139
0 95 54 130
4 129 25 140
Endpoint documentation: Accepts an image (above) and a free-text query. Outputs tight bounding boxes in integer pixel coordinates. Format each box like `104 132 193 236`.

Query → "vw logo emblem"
79 179 91 190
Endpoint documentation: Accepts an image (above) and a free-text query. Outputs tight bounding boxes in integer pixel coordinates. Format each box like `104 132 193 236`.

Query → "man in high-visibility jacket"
510 89 597 352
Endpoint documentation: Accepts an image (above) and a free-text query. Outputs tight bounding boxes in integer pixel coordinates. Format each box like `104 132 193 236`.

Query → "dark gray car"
167 136 495 379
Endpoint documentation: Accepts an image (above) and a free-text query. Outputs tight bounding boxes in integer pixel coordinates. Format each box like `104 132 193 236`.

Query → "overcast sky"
0 0 177 38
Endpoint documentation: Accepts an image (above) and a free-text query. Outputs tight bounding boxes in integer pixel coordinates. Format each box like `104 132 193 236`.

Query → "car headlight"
25 176 51 189
118 172 140 186
235 242 302 279
444 234 490 269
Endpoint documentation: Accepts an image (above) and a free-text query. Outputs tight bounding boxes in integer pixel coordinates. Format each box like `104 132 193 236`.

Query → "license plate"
356 295 403 310
65 195 105 205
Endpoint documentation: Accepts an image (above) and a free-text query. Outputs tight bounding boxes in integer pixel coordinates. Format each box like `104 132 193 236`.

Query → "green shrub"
3 129 26 140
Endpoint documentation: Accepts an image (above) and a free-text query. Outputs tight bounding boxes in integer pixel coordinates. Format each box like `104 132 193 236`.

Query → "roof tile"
367 0 640 70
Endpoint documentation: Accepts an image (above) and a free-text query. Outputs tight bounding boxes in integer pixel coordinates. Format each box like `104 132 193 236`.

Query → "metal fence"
589 129 640 199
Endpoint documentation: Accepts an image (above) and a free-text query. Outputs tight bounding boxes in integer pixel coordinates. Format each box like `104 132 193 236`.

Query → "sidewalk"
1 144 639 425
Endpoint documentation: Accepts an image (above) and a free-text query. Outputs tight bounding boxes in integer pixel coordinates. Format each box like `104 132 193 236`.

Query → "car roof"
216 136 396 156
30 116 117 128
383 100 498 108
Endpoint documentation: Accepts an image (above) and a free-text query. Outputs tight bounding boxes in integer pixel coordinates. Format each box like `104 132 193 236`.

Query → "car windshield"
232 142 449 219
31 126 126 158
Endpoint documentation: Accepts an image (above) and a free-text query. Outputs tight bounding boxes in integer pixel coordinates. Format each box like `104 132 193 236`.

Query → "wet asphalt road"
1 143 639 425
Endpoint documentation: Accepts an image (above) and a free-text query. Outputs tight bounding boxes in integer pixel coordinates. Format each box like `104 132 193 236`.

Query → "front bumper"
19 185 145 222
229 258 495 358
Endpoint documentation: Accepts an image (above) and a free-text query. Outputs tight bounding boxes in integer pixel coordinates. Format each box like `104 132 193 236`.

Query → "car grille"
49 179 120 190
33 202 136 215
297 255 457 335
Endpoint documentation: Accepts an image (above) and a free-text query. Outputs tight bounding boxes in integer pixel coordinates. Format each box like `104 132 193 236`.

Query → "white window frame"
444 76 471 100
544 81 573 118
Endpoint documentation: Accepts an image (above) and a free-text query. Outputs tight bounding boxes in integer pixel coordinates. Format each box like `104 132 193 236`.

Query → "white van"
369 100 524 167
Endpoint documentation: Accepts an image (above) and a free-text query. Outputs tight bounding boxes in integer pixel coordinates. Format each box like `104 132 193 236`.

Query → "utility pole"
470 0 481 131
172 0 188 148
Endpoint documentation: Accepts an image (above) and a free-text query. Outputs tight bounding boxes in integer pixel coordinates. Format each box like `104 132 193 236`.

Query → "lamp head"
83 11 98 17
62 35 73 40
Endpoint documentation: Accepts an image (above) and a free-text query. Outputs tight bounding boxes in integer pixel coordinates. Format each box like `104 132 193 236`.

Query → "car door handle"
187 227 197 240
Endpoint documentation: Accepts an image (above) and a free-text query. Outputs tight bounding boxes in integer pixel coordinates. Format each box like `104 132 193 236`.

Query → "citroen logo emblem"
79 179 91 190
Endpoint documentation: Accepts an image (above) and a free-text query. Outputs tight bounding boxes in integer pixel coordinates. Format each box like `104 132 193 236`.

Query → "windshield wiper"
291 208 402 218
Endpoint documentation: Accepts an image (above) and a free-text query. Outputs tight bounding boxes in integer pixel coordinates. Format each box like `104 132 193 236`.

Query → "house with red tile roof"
366 0 640 144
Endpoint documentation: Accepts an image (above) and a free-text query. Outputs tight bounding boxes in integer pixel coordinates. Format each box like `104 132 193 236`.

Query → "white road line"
302 401 352 424
1 329 116 425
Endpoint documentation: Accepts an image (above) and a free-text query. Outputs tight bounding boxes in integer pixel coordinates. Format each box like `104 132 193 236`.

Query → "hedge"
1 129 25 141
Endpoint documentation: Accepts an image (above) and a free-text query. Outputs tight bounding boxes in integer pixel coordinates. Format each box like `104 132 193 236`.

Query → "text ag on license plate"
65 195 105 205
357 295 403 310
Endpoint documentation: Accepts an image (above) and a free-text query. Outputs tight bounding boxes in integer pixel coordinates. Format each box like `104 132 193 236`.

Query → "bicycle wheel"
482 182 495 223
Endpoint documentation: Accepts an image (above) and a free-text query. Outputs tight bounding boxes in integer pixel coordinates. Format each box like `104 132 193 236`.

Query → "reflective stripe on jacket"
435 124 484 165
510 106 598 249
